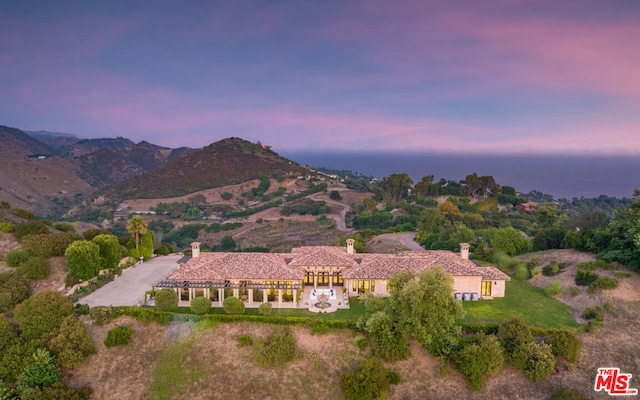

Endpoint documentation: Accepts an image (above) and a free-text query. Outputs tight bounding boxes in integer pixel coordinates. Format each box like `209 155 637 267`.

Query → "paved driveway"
79 254 181 307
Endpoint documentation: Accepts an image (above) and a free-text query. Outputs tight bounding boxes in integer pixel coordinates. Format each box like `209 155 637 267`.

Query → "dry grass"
54 247 640 399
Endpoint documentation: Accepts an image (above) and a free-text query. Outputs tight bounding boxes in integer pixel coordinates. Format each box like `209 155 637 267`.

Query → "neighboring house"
156 241 510 308
515 200 539 212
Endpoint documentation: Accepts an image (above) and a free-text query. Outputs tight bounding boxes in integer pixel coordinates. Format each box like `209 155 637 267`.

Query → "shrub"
220 192 233 200
65 240 101 281
237 335 253 347
577 260 608 270
12 208 35 220
582 306 603 321
575 270 598 286
155 244 171 256
65 272 81 288
329 190 342 200
530 266 541 277
48 315 96 368
0 272 31 312
14 221 49 240
588 276 618 293
542 260 561 276
547 329 582 364
0 221 13 233
258 302 272 316
498 316 533 360
17 257 50 280
311 322 329 335
456 334 504 391
74 303 90 315
21 233 74 258
253 330 297 367
104 325 134 347
0 314 17 354
545 281 563 297
340 357 395 400
53 222 75 233
355 335 368 351
514 342 555 382
13 290 74 341
190 296 212 315
154 289 178 312
5 250 28 268
223 296 245 314
552 388 589 400
514 264 530 280
387 371 402 385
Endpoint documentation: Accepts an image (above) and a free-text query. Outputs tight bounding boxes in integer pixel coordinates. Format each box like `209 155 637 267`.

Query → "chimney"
460 243 470 260
346 239 355 255
191 242 201 258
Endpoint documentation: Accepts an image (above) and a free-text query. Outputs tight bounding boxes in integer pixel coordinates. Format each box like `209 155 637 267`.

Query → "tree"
48 316 96 369
329 190 342 201
13 290 74 341
439 200 463 221
412 175 434 197
379 173 413 205
389 268 465 357
17 348 61 390
0 272 31 312
92 234 123 270
364 311 409 361
65 240 101 280
489 227 530 255
126 216 148 250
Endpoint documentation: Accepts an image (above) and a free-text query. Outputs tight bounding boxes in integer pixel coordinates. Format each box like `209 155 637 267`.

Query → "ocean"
281 152 640 200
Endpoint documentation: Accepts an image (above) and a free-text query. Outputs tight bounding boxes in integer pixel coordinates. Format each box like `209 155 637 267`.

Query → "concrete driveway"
78 254 181 307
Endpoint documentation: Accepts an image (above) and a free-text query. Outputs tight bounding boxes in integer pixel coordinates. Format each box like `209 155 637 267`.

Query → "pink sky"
1 0 639 154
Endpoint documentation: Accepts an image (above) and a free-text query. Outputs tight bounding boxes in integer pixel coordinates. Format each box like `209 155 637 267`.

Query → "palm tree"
126 215 148 250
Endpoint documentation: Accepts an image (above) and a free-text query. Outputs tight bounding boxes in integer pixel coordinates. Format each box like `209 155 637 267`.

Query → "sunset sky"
1 1 639 154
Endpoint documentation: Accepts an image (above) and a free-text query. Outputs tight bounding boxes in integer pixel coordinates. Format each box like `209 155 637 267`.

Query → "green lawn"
461 279 579 328
174 280 578 330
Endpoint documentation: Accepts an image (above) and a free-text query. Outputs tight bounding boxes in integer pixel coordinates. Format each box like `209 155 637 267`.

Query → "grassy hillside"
98 138 309 202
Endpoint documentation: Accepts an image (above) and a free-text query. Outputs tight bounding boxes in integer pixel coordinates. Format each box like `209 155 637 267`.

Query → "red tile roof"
169 247 509 283
169 252 304 281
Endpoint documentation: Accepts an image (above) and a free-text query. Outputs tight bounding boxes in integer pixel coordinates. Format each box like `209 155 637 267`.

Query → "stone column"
293 289 297 308
218 288 224 307
329 271 333 289
204 288 210 299
233 288 239 298
262 289 268 304
278 289 282 308
313 274 318 289
248 289 254 307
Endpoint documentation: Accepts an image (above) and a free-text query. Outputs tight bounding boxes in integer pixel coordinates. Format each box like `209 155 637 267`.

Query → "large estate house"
155 240 510 311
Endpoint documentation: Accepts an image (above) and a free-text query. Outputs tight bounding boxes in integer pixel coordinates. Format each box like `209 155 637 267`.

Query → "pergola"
155 279 303 307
